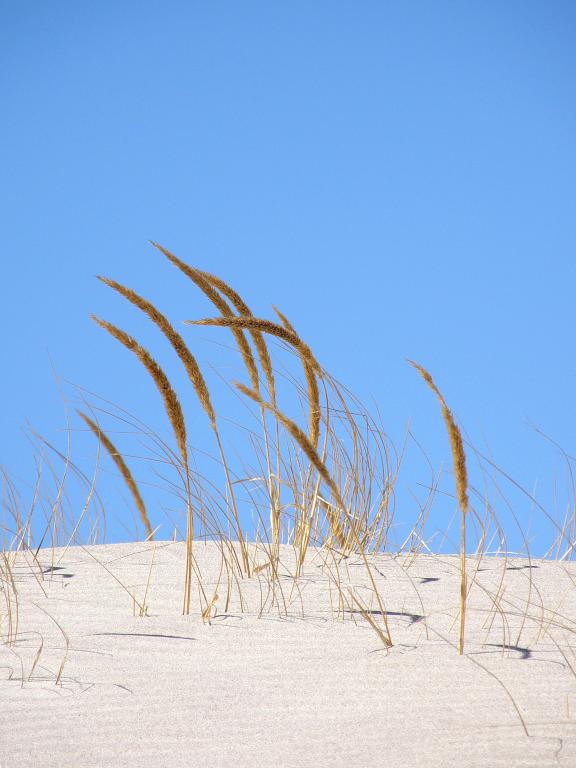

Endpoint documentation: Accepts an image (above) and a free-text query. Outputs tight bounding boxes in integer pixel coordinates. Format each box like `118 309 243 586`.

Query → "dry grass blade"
148 244 260 394
408 362 468 512
234 381 393 647
408 359 469 654
188 313 322 452
97 276 215 427
91 315 199 612
271 305 297 336
77 410 153 541
192 263 277 404
152 248 284 569
138 250 251 577
234 382 345 540
185 315 321 374
273 305 320 450
0 552 19 645
92 317 189 470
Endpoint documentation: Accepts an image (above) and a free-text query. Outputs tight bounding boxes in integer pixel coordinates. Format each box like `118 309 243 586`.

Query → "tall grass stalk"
409 360 469 654
187 261 284 563
77 410 153 540
91 316 200 614
96 277 252 579
155 242 283 558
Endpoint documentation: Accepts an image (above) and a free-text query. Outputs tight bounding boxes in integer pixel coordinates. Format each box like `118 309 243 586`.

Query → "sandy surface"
2 540 576 767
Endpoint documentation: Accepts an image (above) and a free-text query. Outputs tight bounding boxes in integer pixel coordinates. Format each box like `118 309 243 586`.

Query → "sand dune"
2 541 576 767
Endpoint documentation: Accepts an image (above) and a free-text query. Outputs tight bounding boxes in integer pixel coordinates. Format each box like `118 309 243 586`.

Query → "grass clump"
2 240 576 700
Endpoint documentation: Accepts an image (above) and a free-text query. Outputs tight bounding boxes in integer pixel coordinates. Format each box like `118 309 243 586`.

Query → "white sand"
2 541 576 767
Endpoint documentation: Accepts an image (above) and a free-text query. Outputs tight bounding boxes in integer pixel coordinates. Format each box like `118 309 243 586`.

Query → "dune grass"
1 242 576 723
77 410 153 542
408 360 469 654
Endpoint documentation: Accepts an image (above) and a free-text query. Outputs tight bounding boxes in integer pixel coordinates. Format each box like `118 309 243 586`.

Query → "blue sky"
1 1 575 554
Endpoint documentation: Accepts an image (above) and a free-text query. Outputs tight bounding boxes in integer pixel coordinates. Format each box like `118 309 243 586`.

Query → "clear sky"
1 1 575 555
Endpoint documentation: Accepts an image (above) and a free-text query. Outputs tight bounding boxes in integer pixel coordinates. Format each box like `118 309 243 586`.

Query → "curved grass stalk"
149 244 280 566
408 360 469 654
78 410 153 541
91 316 199 613
186 314 321 556
96 278 252 579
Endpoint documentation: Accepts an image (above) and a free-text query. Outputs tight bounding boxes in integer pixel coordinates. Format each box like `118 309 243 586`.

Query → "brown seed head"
92 315 189 469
